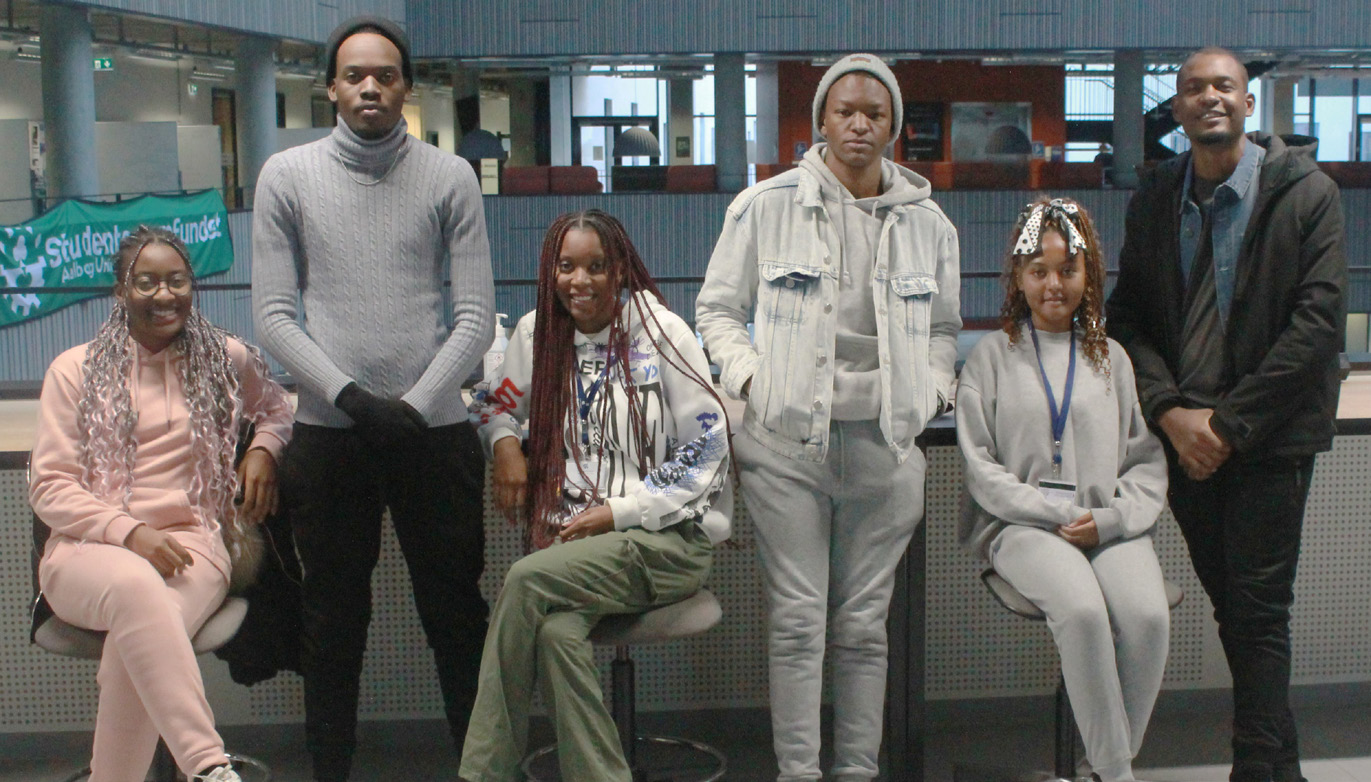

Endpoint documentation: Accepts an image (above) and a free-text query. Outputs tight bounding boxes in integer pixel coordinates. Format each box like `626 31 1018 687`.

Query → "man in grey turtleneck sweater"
251 16 494 782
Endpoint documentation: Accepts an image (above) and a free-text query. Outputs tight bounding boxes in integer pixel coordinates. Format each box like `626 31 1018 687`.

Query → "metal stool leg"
613 647 638 772
1054 675 1077 779
152 740 178 781
521 590 727 782
522 644 726 782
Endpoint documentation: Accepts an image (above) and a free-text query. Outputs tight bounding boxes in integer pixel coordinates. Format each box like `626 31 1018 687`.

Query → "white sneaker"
192 766 242 782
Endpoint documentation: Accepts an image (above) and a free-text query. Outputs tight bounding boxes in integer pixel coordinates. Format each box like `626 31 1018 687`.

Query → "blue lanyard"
574 356 613 445
1028 323 1076 479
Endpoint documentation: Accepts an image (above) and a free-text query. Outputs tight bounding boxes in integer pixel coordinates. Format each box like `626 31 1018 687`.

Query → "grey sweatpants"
736 420 924 782
989 525 1170 782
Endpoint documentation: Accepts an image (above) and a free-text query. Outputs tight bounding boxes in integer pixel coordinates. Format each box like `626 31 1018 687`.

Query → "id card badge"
1038 479 1077 504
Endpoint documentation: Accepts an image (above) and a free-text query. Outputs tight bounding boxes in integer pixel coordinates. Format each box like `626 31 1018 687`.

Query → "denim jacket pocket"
887 272 938 298
885 271 937 337
754 261 824 442
757 261 823 334
881 271 939 444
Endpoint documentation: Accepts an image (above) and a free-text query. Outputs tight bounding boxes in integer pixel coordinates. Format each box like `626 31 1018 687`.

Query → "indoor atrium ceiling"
0 0 320 73
0 0 1367 83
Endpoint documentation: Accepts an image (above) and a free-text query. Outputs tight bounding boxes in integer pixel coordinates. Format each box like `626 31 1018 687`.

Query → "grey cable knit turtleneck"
252 118 495 428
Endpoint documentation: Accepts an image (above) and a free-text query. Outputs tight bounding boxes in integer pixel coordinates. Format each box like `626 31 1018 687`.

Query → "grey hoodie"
799 144 931 420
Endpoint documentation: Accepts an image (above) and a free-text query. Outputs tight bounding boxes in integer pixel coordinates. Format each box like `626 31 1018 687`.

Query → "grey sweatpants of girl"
989 524 1170 782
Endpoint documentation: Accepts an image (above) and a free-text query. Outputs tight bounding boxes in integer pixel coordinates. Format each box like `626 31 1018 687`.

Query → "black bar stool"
521 589 727 782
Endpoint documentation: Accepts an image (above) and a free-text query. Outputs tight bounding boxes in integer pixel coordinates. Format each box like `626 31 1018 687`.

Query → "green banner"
0 190 233 328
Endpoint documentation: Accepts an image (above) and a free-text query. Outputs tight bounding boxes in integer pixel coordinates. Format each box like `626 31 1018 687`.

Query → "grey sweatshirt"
956 328 1168 559
798 145 928 420
252 118 495 428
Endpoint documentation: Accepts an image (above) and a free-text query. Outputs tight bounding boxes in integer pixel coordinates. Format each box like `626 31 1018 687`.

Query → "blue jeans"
1168 455 1314 782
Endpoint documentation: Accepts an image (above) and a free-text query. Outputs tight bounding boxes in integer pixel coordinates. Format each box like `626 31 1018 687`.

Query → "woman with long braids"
956 197 1170 782
459 210 731 782
29 225 292 782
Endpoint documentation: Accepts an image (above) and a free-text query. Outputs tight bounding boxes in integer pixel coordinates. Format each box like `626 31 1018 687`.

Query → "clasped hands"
1058 511 1099 550
335 382 428 450
491 437 614 541
1159 406 1231 481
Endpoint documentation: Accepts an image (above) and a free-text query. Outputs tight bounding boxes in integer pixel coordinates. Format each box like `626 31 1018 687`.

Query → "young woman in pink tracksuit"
28 226 293 782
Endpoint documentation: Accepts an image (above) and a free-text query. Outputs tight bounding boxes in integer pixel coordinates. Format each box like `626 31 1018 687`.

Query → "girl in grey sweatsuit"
956 198 1170 782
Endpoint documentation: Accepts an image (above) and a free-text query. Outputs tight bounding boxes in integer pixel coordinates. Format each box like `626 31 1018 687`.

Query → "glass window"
1064 62 1263 157
564 63 757 176
691 68 757 166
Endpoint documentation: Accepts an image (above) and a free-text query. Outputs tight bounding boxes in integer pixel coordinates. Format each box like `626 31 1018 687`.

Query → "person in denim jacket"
696 53 960 782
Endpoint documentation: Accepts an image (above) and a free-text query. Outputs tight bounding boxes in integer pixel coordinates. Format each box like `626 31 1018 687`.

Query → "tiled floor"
2 694 1370 782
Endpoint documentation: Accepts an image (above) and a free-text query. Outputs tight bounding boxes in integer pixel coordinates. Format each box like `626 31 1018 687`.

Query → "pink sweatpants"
40 536 231 782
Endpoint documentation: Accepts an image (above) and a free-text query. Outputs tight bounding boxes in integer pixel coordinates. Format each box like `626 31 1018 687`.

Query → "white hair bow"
1012 199 1087 257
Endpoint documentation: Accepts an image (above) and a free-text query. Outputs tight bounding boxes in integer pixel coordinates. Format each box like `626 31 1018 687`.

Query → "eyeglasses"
129 273 193 297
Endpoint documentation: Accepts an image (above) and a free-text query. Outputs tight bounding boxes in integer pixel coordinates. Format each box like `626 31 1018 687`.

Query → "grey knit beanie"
812 53 903 143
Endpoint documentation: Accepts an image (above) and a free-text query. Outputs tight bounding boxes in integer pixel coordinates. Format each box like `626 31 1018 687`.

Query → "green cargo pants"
459 523 713 782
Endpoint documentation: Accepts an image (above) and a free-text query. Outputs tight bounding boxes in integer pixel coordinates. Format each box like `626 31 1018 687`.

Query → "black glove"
334 382 428 449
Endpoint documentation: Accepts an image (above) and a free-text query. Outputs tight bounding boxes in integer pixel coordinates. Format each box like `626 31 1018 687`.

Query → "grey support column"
1112 49 1145 189
507 78 536 167
714 53 747 192
668 77 695 165
753 61 778 166
1264 76 1296 137
39 4 99 199
549 70 572 166
235 35 278 207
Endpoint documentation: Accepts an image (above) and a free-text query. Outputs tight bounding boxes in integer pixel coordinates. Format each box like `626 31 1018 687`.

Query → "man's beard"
1192 126 1243 147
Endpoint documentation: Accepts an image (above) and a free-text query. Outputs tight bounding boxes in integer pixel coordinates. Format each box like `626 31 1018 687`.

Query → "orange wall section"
777 60 1067 164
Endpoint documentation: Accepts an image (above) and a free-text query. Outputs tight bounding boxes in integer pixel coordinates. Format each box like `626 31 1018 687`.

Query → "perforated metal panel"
0 466 773 732
146 473 770 728
925 436 1231 698
4 436 1370 731
0 469 102 731
1290 437 1371 682
924 438 1371 699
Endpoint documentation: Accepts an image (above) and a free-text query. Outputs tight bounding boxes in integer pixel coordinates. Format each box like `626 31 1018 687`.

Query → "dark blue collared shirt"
1179 139 1265 326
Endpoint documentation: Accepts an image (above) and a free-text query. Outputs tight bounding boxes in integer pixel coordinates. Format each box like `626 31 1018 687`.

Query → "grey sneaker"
192 766 242 782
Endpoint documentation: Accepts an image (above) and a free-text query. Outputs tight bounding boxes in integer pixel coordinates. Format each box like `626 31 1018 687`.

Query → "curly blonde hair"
999 196 1110 380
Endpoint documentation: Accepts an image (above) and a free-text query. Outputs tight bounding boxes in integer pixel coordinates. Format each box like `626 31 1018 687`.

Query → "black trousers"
1168 454 1315 782
281 422 488 781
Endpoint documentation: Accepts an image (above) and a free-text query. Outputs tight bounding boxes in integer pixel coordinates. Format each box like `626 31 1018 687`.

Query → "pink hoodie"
30 338 293 580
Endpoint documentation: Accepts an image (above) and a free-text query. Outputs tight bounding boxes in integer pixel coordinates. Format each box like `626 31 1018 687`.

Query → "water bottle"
484 313 509 379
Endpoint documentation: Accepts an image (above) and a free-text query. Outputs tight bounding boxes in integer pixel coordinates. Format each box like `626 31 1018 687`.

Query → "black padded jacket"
1106 132 1346 458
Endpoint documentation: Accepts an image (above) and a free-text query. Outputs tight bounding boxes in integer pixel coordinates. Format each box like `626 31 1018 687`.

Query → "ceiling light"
130 48 180 63
615 126 661 158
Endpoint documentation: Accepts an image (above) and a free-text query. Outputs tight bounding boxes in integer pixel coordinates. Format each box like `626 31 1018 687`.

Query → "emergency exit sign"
93 57 113 71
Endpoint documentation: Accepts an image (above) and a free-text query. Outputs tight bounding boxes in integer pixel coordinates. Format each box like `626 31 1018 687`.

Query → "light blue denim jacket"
696 150 961 463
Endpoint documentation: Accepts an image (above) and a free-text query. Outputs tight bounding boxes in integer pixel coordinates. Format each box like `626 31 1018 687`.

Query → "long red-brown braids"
523 209 727 549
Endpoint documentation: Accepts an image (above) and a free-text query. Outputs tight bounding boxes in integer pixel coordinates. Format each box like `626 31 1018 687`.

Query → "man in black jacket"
1107 47 1345 782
